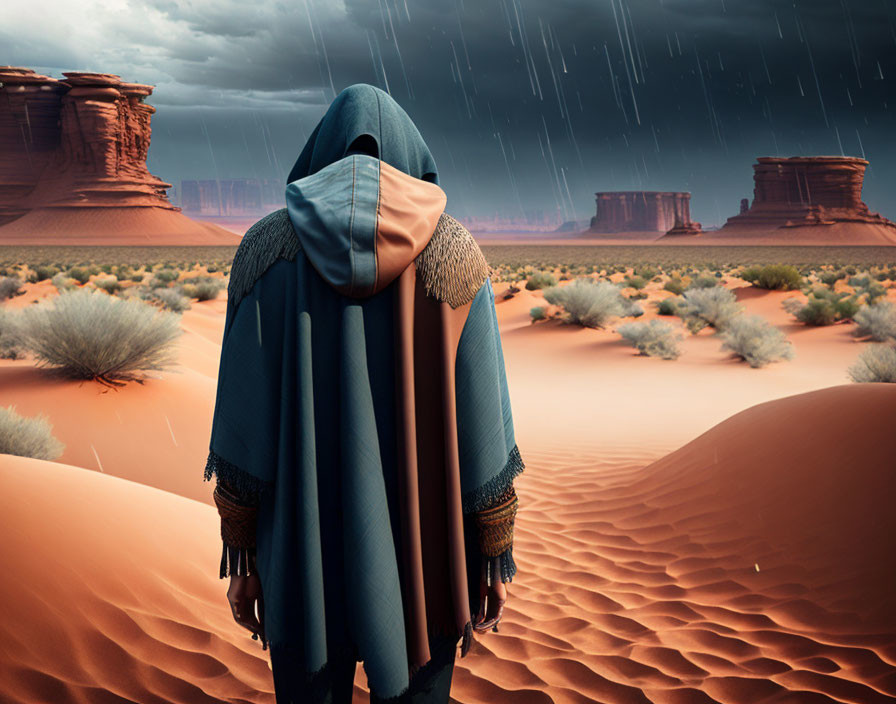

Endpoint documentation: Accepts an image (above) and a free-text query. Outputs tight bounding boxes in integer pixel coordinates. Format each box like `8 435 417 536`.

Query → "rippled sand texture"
2 272 895 703
448 385 896 704
0 456 275 703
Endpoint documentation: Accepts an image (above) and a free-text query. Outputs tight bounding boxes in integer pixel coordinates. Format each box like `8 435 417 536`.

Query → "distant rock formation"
590 191 697 235
715 157 896 243
0 67 239 245
660 217 703 238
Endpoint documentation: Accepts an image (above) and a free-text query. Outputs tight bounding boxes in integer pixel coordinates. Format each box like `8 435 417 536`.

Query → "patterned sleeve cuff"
213 480 259 578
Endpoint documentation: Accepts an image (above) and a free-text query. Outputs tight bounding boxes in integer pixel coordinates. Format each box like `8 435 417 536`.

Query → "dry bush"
14 288 181 386
529 306 547 322
848 343 896 383
854 301 896 342
525 271 558 290
739 264 803 290
181 277 225 301
617 319 684 359
782 288 859 326
678 287 743 333
0 405 65 460
0 308 24 359
148 287 192 312
92 274 122 294
51 272 79 292
719 315 794 368
543 279 631 328
0 276 24 301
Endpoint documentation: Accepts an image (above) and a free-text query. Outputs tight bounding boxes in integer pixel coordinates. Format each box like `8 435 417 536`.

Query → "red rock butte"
709 156 896 245
590 191 702 239
0 67 240 245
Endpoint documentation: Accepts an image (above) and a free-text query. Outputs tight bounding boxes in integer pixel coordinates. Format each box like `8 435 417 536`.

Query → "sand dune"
2 385 893 703
0 206 241 246
449 384 896 704
3 274 896 702
0 455 274 704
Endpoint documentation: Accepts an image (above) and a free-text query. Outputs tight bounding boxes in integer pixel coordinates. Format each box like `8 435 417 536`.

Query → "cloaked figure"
204 84 525 703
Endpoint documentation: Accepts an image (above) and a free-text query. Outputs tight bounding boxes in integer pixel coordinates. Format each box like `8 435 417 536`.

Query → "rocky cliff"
0 67 239 245
715 156 896 243
590 191 698 236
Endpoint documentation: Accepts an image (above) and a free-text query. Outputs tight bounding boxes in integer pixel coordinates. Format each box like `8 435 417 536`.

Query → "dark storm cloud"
5 0 896 224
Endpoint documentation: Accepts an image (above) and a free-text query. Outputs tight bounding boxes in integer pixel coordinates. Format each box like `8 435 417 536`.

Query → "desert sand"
0 207 242 246
1 271 895 703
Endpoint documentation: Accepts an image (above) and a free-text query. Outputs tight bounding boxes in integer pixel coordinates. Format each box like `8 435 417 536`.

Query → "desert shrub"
622 299 644 317
100 264 113 274
719 315 794 368
0 308 24 359
677 287 743 333
93 275 122 294
51 272 78 292
543 279 629 328
0 405 65 460
127 271 146 283
183 278 225 301
617 319 684 359
67 267 92 285
854 301 896 342
655 296 685 316
739 264 802 290
150 287 191 313
530 306 547 322
819 269 845 286
848 274 872 289
152 268 180 285
525 271 557 290
687 275 719 290
0 276 24 301
635 266 659 280
622 275 648 290
663 278 686 295
845 265 857 275
207 265 219 273
13 288 181 385
850 276 887 304
782 288 859 325
848 344 896 383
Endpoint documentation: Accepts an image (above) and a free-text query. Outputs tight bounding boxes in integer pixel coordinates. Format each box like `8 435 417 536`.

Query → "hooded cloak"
205 84 523 701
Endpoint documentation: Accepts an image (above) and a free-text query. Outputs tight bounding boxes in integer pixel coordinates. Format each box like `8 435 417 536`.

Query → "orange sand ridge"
0 206 241 245
1 273 895 702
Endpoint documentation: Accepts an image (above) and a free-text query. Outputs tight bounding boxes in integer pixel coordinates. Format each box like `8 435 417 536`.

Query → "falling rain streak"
154 0 895 229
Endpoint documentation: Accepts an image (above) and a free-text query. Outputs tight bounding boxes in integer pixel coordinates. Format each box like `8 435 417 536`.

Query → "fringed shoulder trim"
227 208 301 308
414 213 491 309
462 444 525 514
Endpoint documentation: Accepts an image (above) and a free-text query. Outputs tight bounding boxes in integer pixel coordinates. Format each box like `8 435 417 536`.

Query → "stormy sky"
5 0 896 226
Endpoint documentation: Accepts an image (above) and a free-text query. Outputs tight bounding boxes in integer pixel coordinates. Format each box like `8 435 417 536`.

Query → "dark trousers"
274 633 458 704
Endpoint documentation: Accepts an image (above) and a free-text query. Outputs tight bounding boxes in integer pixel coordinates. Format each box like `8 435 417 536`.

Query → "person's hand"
227 573 266 648
473 555 507 633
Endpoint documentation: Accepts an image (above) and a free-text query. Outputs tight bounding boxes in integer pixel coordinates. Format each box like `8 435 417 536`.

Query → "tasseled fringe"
219 544 255 579
226 208 301 308
460 619 474 658
414 213 490 309
485 546 517 585
462 444 526 514
204 450 271 499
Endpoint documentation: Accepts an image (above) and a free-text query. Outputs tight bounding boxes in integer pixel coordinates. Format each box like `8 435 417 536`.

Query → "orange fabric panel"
374 161 446 294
